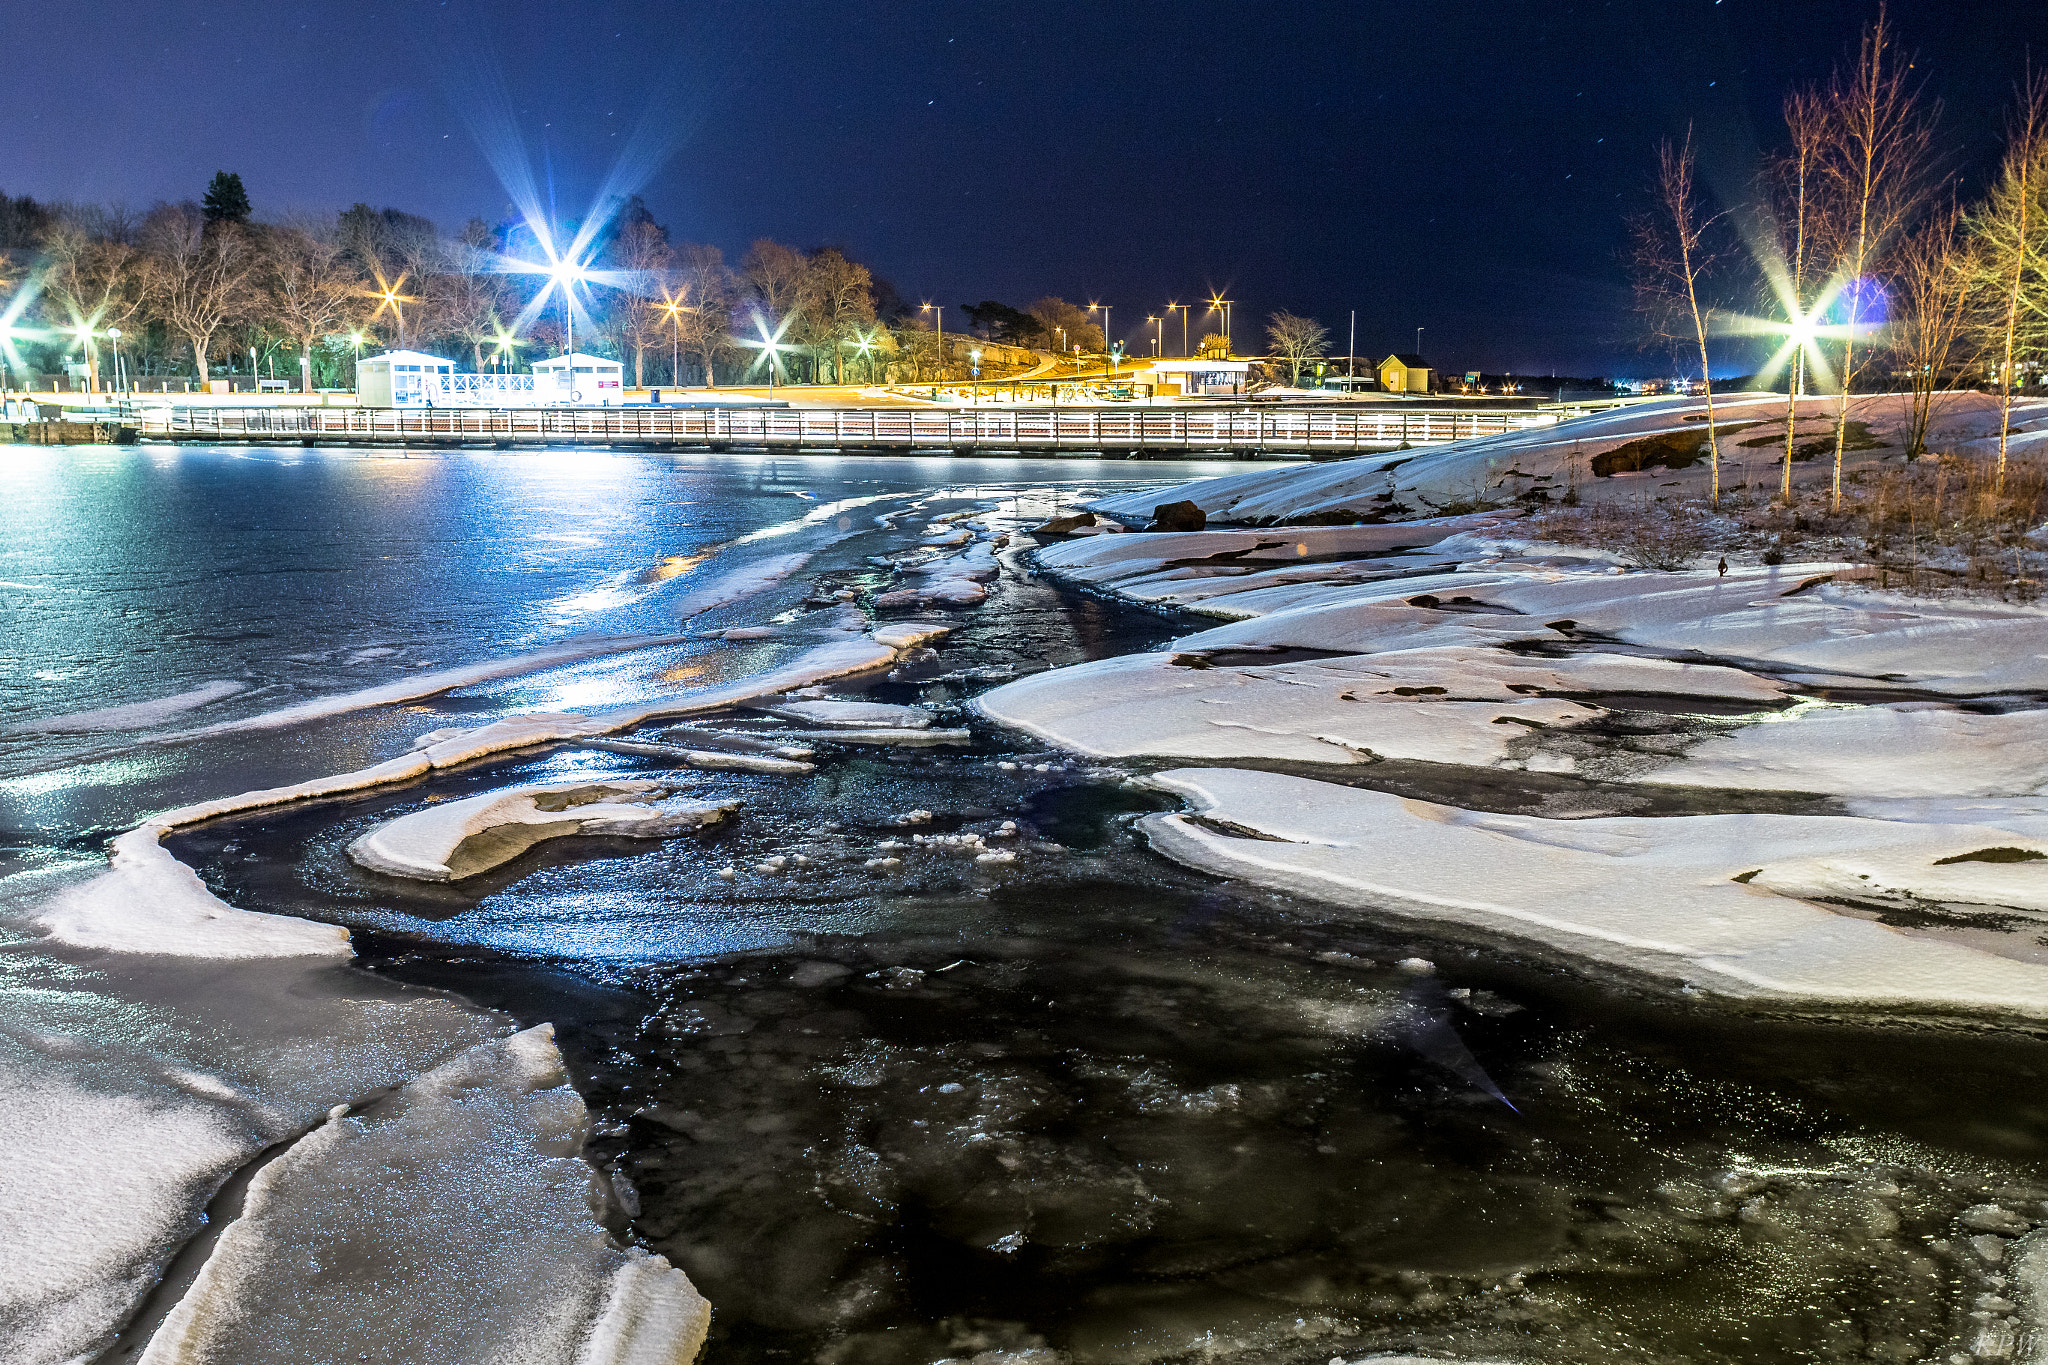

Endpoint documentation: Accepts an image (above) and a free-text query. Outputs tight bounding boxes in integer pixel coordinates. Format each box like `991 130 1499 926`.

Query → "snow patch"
348 780 738 882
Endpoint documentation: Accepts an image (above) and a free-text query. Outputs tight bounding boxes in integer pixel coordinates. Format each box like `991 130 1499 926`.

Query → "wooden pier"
2 418 140 445
135 403 1559 459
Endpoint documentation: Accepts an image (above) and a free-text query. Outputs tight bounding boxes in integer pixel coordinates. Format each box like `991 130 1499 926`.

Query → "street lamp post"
1166 302 1189 357
970 347 981 405
106 327 122 397
921 303 943 392
1089 303 1112 371
1207 297 1234 355
351 333 364 395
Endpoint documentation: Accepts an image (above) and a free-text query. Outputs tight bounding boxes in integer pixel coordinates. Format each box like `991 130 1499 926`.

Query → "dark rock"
1147 500 1207 532
1032 512 1097 535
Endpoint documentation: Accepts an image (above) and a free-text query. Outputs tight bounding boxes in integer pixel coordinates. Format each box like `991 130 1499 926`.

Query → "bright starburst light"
739 312 795 383
1710 216 1891 394
442 52 688 349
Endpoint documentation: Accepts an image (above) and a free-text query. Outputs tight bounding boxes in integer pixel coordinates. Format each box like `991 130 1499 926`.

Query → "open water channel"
4 445 2047 1365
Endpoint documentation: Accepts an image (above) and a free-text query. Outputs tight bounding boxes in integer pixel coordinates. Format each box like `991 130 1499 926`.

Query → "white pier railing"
138 404 1559 454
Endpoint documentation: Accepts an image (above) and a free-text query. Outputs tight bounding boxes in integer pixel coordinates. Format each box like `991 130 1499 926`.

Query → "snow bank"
1144 562 2048 694
138 1026 710 1365
978 647 1784 768
1142 767 2048 1016
979 652 1589 766
348 779 738 882
10 680 247 734
1642 703 2048 798
1090 393 2048 524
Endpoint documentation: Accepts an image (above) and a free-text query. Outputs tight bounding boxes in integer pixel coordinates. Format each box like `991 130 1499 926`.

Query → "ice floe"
1141 767 2048 1016
135 1026 709 1365
753 699 937 729
348 779 738 882
978 646 1784 768
9 680 247 734
1641 702 2048 798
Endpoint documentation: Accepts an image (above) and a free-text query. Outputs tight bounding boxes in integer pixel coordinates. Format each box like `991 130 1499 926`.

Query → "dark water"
9 446 2048 1365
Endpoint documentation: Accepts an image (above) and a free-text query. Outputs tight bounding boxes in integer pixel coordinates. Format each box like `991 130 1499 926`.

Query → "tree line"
0 173 1124 391
1631 7 2048 508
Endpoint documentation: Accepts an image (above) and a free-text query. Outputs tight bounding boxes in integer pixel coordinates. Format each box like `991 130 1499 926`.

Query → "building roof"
1381 353 1428 368
531 352 624 369
361 349 455 367
1149 359 1250 373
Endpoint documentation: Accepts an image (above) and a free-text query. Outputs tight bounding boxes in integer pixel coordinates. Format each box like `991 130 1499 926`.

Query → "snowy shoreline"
977 433 2048 1026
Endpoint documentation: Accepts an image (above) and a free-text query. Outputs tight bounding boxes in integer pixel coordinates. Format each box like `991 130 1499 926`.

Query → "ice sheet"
349 779 738 881
10 680 247 734
138 1027 709 1365
1141 767 2048 1016
1643 703 2048 798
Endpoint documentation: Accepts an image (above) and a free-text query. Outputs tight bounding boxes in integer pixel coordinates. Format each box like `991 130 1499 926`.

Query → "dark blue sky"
10 0 2042 376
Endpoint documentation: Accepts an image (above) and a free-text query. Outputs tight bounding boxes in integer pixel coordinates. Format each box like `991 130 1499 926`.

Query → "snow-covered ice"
136 1026 709 1365
1641 702 2048 798
1141 767 2048 1015
754 699 937 729
348 779 738 882
978 646 1786 768
9 680 247 734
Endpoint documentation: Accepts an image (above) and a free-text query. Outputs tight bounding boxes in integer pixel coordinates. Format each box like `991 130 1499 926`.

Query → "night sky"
12 0 2045 376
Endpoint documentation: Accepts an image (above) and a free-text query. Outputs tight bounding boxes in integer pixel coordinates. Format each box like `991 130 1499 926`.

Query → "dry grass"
1527 454 2048 600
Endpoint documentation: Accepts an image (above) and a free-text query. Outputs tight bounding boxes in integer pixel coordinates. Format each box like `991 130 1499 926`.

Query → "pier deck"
135 404 1558 458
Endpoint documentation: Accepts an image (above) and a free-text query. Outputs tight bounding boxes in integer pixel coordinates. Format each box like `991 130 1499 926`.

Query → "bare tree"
1026 297 1101 356
140 204 253 382
1813 5 1940 506
1265 312 1329 385
262 217 363 393
37 219 141 391
427 219 509 374
798 248 876 385
674 242 734 386
1890 199 1974 457
1631 126 1727 507
1964 67 2048 491
1765 86 1828 501
740 239 807 323
600 218 673 387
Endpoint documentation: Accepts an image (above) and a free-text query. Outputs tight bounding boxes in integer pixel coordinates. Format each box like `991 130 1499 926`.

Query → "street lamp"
1148 315 1161 357
350 332 365 394
970 347 981 406
1206 296 1234 355
106 327 122 396
921 302 944 390
1166 302 1190 357
658 290 692 391
1088 303 1112 370
546 257 588 402
69 322 99 394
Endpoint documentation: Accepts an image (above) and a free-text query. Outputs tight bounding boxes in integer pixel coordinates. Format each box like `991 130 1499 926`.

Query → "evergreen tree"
202 172 251 226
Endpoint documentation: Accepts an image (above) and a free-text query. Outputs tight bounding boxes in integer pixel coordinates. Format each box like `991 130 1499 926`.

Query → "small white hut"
356 350 454 408
531 352 626 405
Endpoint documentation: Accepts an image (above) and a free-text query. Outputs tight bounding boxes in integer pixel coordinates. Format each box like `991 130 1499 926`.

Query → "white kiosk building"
531 353 626 405
356 349 625 408
356 351 454 408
